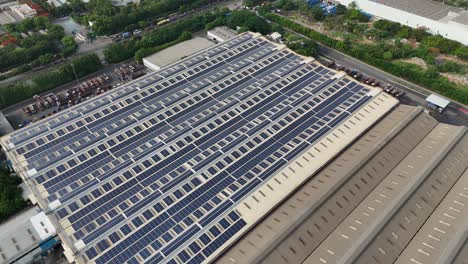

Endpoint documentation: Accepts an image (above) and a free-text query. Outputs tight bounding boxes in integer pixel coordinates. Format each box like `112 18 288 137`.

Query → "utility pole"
70 63 80 86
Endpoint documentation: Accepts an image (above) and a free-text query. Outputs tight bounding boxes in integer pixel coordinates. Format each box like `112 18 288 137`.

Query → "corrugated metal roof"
426 94 450 108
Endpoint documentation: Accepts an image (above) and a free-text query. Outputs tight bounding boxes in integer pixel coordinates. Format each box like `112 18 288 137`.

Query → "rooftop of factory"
0 205 56 264
143 37 215 71
369 0 468 24
207 26 238 41
217 104 468 264
0 32 398 264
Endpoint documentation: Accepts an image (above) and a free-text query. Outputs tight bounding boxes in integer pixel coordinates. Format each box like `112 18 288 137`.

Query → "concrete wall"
337 0 468 45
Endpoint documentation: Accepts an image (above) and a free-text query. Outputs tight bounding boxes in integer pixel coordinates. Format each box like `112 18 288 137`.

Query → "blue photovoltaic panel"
3 32 376 264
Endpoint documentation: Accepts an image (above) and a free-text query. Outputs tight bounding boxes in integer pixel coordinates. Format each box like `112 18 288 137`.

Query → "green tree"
87 0 115 16
3 24 16 33
33 16 50 29
454 46 468 60
335 4 347 15
411 27 429 42
61 35 77 56
346 9 369 22
46 24 65 40
38 53 54 64
244 15 272 34
421 35 462 54
0 169 25 222
383 51 393 60
310 5 325 21
373 20 401 35
17 18 35 33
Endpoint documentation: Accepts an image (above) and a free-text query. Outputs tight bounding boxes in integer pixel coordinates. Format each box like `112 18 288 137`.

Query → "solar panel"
0 32 389 264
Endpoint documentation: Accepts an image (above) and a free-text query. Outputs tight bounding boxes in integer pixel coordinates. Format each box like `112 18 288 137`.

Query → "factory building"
0 32 466 264
217 105 468 264
0 206 58 264
207 26 238 43
334 0 468 45
143 37 214 71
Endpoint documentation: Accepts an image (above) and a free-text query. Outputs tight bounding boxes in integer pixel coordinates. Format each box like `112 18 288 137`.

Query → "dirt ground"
441 72 468 86
398 57 428 69
437 54 468 65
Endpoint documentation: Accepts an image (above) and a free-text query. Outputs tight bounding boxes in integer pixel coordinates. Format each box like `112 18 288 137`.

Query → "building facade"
335 0 468 45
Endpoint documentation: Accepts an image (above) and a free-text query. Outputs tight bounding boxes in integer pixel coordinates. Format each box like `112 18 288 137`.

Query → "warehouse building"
0 32 399 264
335 0 468 45
143 37 214 71
207 26 238 43
216 104 468 264
0 205 58 264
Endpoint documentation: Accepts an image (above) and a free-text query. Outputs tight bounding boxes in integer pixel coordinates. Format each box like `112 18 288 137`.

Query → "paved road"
261 14 468 126
0 0 242 87
317 45 468 126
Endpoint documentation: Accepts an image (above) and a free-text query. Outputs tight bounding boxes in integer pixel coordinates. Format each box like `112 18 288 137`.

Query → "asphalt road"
317 45 468 126
262 14 468 126
0 0 243 87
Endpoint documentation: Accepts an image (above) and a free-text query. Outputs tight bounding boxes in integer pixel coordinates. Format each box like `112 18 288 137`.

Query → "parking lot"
3 62 149 129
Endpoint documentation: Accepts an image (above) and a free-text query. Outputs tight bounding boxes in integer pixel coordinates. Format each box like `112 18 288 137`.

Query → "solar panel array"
2 32 382 264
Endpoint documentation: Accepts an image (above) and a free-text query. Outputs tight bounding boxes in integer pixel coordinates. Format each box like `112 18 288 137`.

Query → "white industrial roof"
207 26 238 41
426 94 450 108
0 206 45 264
143 37 214 70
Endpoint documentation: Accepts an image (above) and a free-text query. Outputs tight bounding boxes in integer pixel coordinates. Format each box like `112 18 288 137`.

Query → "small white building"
0 3 37 25
207 26 238 43
334 0 468 45
143 37 214 71
10 3 36 19
426 94 450 113
47 0 68 7
269 32 283 42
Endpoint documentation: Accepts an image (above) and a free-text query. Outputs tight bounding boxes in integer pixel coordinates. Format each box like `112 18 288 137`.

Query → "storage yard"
0 32 466 264
3 62 147 130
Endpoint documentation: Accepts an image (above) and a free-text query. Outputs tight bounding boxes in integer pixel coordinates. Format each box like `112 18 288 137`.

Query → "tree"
324 16 344 31
61 35 77 56
87 0 115 16
275 0 298 11
421 35 462 54
17 18 35 33
244 15 272 34
243 0 263 7
373 20 401 35
310 5 325 21
411 27 429 42
346 8 369 22
0 169 25 222
288 39 319 57
454 46 468 60
335 4 347 15
33 16 50 29
383 51 393 60
38 53 54 64
226 10 271 34
46 24 65 40
396 26 411 39
61 35 76 47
